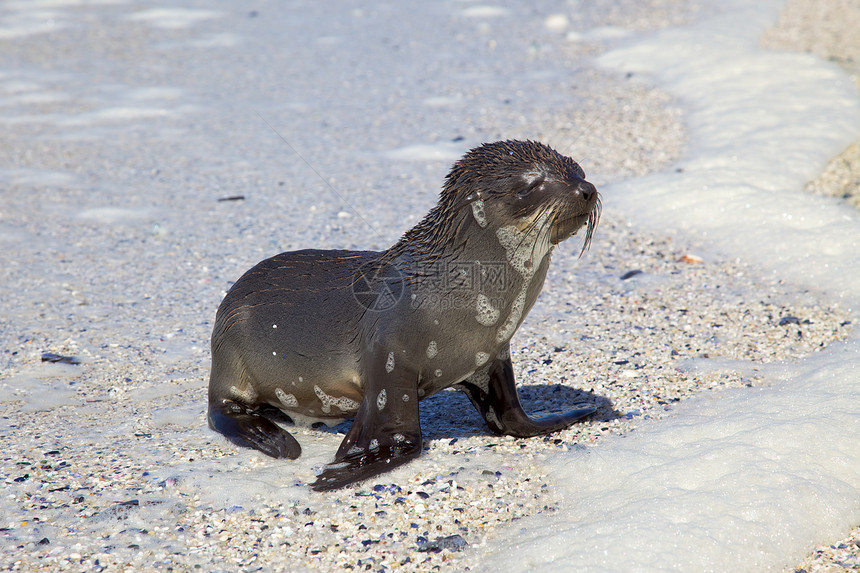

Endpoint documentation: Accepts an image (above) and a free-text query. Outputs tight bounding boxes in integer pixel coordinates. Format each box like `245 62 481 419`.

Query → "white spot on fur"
275 388 299 408
471 199 488 228
495 210 552 280
393 433 406 443
314 384 359 414
347 445 364 456
402 393 409 402
272 324 277 329
475 294 500 326
434 369 443 378
272 351 276 356
493 212 554 344
228 384 255 402
385 352 395 373
497 346 510 360
377 389 387 411
418 388 426 397
496 289 527 343
475 351 490 366
369 439 379 451
313 385 331 413
334 396 360 411
427 341 438 359
496 227 533 279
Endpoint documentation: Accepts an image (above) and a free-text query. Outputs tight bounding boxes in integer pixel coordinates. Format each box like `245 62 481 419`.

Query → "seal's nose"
574 177 596 202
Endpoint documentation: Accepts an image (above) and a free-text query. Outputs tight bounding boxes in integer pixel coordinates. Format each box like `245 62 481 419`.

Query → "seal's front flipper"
457 353 595 438
311 383 421 491
208 401 302 459
311 436 421 492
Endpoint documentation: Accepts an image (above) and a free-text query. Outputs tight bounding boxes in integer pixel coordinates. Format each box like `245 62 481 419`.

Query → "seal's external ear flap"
453 190 482 210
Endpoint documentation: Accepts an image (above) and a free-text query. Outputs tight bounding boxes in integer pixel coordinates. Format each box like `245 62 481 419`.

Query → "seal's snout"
573 177 597 203
548 171 600 250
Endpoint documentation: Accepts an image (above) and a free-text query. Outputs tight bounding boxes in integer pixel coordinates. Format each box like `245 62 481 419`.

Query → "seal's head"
391 140 600 261
447 140 600 252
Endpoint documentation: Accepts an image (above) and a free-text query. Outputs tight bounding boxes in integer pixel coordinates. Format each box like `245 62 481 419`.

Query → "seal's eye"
517 178 544 199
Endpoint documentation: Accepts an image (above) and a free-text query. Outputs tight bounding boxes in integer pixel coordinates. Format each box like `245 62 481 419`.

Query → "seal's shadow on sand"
314 386 614 441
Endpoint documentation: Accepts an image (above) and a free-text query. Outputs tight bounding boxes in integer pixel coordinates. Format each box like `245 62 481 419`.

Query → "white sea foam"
461 6 509 19
383 143 466 162
479 0 860 570
0 168 77 187
77 207 157 224
1 363 82 412
125 8 222 29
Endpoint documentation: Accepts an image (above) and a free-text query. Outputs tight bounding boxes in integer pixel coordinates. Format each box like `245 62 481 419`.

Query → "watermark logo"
410 261 511 311
352 261 405 311
352 259 513 312
412 261 509 293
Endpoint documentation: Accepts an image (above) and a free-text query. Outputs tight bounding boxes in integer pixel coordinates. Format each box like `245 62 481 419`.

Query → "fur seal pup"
208 139 601 490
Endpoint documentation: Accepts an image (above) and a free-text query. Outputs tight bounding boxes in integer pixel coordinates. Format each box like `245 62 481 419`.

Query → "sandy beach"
1 1 858 571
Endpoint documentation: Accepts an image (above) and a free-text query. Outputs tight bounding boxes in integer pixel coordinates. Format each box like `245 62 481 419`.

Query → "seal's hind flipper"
311 381 422 491
208 401 301 459
457 353 595 438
